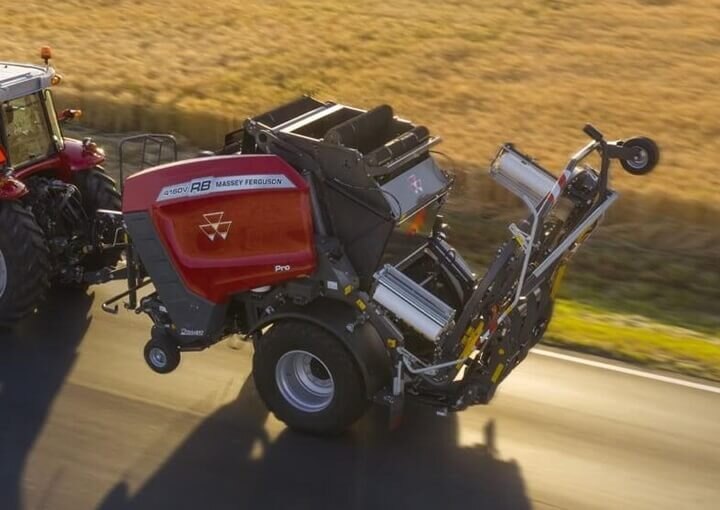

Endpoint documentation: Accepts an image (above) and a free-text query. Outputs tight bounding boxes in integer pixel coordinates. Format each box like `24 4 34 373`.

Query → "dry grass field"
3 0 720 376
3 0 720 212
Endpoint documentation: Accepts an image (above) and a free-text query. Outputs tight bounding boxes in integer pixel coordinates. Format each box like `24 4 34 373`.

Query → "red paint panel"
123 154 316 302
14 137 105 182
59 137 106 171
13 152 67 181
0 176 28 199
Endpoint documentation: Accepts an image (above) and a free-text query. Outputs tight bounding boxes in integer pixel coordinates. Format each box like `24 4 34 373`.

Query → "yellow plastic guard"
491 362 505 384
551 264 568 299
456 321 484 369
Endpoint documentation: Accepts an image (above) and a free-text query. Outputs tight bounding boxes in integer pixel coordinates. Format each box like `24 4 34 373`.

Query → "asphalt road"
1 284 719 510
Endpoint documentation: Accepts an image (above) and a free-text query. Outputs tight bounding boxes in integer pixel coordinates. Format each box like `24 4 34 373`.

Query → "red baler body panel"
123 154 316 303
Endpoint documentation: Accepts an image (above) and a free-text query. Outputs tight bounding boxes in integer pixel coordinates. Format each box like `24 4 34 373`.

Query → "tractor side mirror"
58 108 82 123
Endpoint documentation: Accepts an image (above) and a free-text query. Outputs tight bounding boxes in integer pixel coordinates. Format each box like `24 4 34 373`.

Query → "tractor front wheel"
253 321 368 435
0 201 51 328
75 167 123 270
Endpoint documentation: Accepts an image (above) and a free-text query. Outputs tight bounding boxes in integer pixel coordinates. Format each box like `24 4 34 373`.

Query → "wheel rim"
275 350 335 413
149 347 167 368
0 248 6 298
627 148 649 170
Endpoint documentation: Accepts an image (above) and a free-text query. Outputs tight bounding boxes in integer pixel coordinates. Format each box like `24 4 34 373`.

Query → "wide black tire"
75 167 123 270
0 201 51 328
253 321 369 435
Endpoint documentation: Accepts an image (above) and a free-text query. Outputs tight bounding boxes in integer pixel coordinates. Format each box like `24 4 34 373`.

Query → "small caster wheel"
621 137 659 175
144 335 180 374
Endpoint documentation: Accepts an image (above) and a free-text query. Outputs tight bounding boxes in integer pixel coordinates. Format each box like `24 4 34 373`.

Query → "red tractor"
0 48 122 326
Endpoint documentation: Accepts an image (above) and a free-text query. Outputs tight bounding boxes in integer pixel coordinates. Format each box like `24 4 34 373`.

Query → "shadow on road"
99 377 532 510
0 289 94 510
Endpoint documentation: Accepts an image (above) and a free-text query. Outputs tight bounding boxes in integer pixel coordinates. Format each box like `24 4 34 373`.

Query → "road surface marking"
532 348 720 395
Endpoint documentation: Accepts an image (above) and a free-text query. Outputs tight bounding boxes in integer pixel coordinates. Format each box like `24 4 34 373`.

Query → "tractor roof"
0 62 54 103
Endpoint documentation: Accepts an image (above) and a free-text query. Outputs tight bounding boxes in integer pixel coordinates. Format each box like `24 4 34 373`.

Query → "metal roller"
490 145 556 209
372 264 456 342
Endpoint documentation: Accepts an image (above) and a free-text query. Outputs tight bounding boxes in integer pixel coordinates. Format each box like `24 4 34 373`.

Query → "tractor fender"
13 138 106 182
60 138 106 172
0 176 28 200
249 298 392 397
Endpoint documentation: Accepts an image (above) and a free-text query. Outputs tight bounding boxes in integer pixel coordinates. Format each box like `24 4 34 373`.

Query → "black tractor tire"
0 201 51 328
75 167 123 270
253 320 369 435
144 333 181 374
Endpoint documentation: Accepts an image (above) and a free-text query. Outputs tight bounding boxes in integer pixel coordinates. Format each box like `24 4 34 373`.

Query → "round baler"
105 97 659 434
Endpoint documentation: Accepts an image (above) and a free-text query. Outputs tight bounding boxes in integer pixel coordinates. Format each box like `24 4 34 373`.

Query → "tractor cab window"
0 93 55 168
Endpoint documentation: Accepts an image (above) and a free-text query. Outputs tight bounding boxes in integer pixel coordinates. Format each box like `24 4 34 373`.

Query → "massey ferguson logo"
408 174 423 194
199 212 232 241
157 174 296 202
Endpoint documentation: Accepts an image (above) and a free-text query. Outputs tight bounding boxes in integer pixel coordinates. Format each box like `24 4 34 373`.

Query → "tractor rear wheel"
253 320 369 435
75 167 123 270
0 201 51 328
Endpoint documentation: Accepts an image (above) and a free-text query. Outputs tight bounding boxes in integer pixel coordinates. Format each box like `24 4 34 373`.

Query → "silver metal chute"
372 264 455 342
490 145 556 208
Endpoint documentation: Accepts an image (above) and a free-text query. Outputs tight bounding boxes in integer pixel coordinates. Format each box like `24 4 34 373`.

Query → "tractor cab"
0 49 90 181
0 61 64 169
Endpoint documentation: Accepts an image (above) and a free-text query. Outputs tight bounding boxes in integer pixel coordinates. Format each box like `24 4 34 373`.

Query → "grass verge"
545 300 720 382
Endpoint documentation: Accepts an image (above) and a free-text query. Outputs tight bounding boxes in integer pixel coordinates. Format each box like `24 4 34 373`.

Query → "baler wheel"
253 320 368 435
144 333 181 374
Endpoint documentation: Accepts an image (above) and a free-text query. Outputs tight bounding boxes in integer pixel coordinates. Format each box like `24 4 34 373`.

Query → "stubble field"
3 0 719 377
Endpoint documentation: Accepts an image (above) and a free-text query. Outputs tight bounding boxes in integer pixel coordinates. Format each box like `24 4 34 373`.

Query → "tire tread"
253 320 369 435
0 201 51 327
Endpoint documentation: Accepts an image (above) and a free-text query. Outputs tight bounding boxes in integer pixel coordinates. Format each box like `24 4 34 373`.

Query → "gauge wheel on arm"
620 137 659 175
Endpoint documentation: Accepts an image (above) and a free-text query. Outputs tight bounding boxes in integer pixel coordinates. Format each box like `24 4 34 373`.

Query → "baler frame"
95 96 658 432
